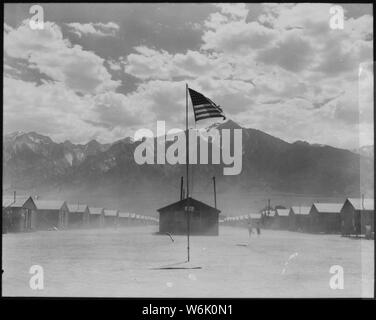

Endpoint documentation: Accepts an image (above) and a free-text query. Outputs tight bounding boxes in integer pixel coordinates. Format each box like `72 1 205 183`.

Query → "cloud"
256 31 314 72
3 4 373 150
345 14 373 40
4 20 120 94
124 46 232 80
3 76 152 143
314 36 372 76
66 22 120 37
4 77 98 142
120 1 373 147
203 20 278 53
123 78 255 128
107 59 122 71
92 91 154 129
202 5 278 54
256 4 373 77
334 62 373 128
214 3 249 20
236 95 365 149
4 23 13 32
259 3 332 33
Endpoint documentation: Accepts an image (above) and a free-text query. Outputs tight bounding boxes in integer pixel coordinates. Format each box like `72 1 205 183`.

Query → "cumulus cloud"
92 90 154 129
214 3 249 21
314 37 372 76
3 76 153 143
120 2 373 150
4 77 98 142
202 4 278 54
236 94 366 149
257 4 373 76
259 3 332 32
124 46 232 80
3 4 373 150
67 22 120 37
4 20 120 94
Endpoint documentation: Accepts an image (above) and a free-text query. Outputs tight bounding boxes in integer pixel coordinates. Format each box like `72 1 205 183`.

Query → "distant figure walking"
247 220 253 239
256 221 261 236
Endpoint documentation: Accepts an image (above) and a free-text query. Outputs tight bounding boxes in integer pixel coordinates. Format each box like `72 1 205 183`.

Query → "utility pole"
180 176 184 200
212 176 217 209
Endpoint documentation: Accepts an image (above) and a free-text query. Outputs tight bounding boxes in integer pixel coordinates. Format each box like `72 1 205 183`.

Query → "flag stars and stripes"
188 88 226 122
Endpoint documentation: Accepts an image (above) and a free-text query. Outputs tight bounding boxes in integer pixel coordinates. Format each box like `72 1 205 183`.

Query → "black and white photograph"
2 2 374 301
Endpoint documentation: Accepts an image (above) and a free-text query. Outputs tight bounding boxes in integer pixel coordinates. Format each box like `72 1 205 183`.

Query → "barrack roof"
34 200 66 210
2 196 32 208
89 207 104 215
290 206 311 215
104 209 118 216
276 209 290 217
347 198 374 211
313 203 342 213
67 203 88 213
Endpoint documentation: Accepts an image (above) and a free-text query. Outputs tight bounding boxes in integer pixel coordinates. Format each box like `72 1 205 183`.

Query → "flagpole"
185 83 190 262
186 83 189 199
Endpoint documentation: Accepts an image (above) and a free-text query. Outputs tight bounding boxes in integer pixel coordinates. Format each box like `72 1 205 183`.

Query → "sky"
3 3 374 149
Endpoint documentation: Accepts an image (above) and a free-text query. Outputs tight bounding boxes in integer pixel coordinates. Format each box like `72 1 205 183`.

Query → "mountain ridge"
3 121 373 215
4 120 370 156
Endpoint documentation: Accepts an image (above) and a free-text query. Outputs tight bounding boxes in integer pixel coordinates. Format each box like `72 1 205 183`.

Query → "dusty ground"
2 226 374 297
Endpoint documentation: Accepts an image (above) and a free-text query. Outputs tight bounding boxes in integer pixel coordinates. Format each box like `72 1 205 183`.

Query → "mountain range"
3 120 373 215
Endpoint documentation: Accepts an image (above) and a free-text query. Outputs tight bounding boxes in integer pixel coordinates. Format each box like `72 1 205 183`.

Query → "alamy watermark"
329 265 344 290
29 5 44 30
133 121 242 175
29 265 44 290
329 5 344 30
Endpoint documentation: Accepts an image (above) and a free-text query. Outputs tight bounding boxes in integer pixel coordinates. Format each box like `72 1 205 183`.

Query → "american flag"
188 88 226 122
